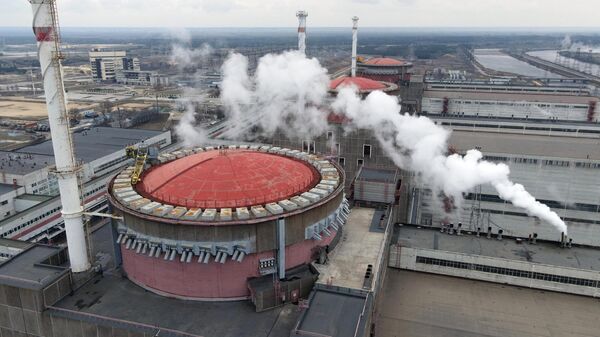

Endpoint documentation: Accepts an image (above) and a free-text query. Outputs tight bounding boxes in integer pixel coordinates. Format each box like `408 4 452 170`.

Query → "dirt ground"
113 102 154 110
0 98 97 121
133 113 170 131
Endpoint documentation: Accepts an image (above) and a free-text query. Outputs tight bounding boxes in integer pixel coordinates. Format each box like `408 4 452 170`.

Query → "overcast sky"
3 0 600 28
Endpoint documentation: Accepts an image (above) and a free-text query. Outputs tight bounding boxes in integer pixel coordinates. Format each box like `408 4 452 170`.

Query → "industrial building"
413 129 600 246
0 128 171 242
89 49 139 82
0 165 399 337
410 80 600 246
357 57 413 85
115 70 169 87
0 128 170 206
421 81 599 122
111 145 347 301
380 224 600 337
6 1 600 336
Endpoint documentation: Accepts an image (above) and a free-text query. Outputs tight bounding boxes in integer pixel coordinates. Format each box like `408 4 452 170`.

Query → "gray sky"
3 0 600 28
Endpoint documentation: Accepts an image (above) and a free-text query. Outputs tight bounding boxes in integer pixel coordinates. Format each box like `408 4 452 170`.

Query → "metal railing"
47 306 203 337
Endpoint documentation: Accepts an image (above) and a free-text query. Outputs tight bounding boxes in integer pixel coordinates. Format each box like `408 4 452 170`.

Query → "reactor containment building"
108 145 347 301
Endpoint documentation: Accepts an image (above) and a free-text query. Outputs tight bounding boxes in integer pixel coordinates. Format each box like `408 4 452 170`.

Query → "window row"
543 160 570 167
301 140 372 158
416 256 599 288
428 99 589 109
94 155 130 173
1 206 62 237
84 184 107 198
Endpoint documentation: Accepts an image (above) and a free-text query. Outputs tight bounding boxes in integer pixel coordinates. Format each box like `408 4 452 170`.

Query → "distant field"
0 98 97 121
0 99 48 120
114 102 154 110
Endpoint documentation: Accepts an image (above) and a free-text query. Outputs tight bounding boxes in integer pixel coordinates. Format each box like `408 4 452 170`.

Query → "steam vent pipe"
351 16 359 77
297 10 308 55
28 0 90 272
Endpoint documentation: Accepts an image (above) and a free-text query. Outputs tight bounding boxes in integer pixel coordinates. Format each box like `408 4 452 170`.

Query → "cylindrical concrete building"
357 57 413 84
329 76 398 95
109 145 347 301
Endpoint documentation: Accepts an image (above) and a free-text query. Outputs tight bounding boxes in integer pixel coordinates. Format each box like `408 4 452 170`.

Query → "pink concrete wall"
121 230 337 300
360 74 401 83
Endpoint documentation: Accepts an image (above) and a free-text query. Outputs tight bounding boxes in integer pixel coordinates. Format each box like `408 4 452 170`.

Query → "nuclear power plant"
1 1 600 337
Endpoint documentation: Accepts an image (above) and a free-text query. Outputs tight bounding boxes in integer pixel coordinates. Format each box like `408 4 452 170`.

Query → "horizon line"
1 25 600 30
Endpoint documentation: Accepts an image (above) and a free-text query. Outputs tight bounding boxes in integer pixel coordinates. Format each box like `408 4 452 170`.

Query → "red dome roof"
329 76 387 91
137 150 320 209
364 57 408 66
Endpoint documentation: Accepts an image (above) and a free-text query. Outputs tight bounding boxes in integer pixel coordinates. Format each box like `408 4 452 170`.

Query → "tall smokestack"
351 16 359 77
28 0 90 272
296 10 308 55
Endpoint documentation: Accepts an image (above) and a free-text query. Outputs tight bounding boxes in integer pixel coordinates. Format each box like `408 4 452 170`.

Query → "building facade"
89 49 140 82
0 129 172 242
422 88 599 122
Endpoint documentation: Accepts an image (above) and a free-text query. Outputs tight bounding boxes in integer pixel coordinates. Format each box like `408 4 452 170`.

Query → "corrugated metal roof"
16 127 166 163
449 130 600 160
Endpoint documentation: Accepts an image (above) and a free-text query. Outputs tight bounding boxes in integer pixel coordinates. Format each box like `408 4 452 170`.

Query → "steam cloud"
169 30 213 146
184 50 568 234
332 89 566 233
220 51 330 140
561 35 572 50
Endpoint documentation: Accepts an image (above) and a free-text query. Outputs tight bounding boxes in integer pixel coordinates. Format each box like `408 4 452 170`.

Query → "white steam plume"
561 35 572 50
175 97 208 147
170 43 213 70
169 29 214 145
332 89 567 234
213 51 567 234
220 51 330 140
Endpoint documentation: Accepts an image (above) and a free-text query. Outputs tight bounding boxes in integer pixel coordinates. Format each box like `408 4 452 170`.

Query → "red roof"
329 76 387 91
137 150 320 209
364 57 408 66
327 112 351 124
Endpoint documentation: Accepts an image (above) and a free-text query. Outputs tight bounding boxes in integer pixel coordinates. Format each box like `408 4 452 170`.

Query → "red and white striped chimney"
296 11 308 55
351 16 359 77
28 0 90 273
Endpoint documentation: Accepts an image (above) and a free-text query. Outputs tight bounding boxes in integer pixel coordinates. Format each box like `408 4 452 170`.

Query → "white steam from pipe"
207 51 568 234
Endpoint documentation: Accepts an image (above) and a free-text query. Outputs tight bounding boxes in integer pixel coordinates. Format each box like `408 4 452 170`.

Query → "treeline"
358 44 456 60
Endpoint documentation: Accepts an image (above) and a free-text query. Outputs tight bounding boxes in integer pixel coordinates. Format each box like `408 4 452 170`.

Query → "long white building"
422 89 599 123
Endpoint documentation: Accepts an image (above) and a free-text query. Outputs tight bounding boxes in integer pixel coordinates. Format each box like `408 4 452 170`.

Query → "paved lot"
315 207 386 290
55 273 300 337
376 269 600 337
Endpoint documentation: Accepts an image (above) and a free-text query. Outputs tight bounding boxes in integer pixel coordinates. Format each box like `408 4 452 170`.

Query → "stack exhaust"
351 16 359 77
28 0 90 272
296 10 308 55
